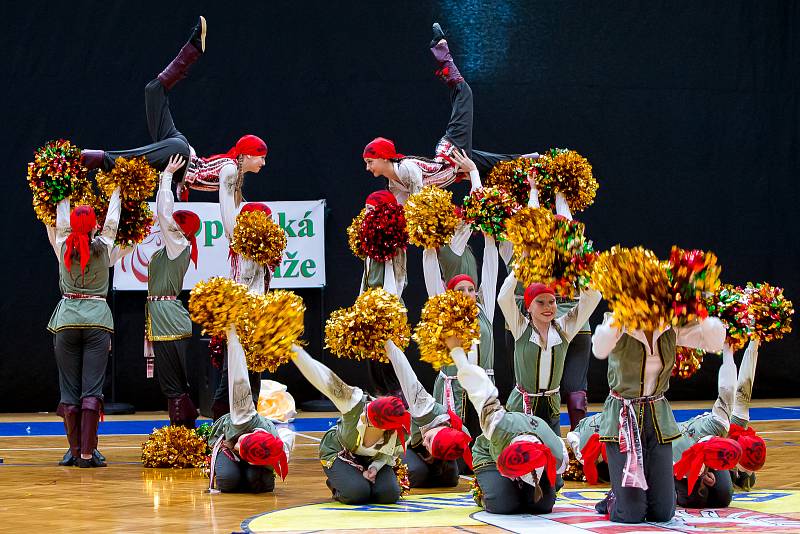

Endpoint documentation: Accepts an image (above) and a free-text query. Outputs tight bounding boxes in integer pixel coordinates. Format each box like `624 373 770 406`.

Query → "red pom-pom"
360 203 408 262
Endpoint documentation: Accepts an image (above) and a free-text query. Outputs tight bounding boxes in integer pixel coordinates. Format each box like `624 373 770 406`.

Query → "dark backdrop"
2 1 798 412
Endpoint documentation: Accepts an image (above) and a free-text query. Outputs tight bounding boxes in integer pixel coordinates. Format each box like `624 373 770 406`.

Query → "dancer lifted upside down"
80 17 267 200
363 23 531 203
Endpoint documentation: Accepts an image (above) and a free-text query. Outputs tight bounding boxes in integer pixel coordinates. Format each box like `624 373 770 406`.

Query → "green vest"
573 412 603 450
488 412 565 465
599 329 682 443
318 395 402 466
146 247 192 340
471 434 494 472
432 306 495 420
437 244 478 287
48 242 113 333
505 323 569 419
209 413 279 445
671 412 728 463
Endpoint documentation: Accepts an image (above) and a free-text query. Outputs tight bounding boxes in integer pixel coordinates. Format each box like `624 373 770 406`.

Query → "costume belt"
146 295 178 301
515 384 560 416
438 372 459 414
609 389 665 490
62 293 105 300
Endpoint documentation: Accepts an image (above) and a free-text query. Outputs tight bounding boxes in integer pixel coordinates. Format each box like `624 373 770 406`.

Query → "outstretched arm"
479 234 499 324
156 155 190 259
732 340 760 424
218 163 240 239
592 312 623 360
422 248 446 297
450 344 505 438
290 345 362 414
97 187 122 257
384 340 435 418
226 326 258 425
675 317 726 353
557 288 602 341
498 272 529 340
554 192 572 220
711 344 738 430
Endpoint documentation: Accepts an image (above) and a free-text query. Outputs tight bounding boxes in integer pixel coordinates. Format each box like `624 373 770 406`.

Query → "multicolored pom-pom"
141 425 207 468
359 203 408 262
96 156 158 201
115 199 154 247
413 290 480 370
485 157 536 207
532 148 598 212
404 186 458 248
744 282 794 344
462 186 520 239
469 476 484 506
553 217 597 296
231 210 287 269
672 346 706 379
324 288 410 362
189 277 249 336
238 290 305 372
27 139 88 223
665 247 721 327
706 285 750 351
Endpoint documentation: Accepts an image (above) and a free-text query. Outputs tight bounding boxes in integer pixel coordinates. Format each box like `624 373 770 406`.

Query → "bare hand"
527 168 538 189
165 154 186 174
362 466 378 483
450 149 477 173
445 336 462 350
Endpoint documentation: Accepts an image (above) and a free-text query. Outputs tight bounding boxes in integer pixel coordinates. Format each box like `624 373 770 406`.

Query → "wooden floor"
2 401 799 533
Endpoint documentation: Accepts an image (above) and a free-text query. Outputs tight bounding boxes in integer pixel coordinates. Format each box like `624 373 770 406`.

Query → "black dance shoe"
189 16 207 53
430 22 446 48
77 456 107 468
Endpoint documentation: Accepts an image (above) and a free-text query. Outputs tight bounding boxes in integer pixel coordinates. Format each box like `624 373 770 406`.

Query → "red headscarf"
728 424 767 471
240 202 273 216
580 433 608 485
64 205 97 274
673 437 742 494
363 137 404 160
447 274 476 291
365 190 397 207
497 440 557 485
524 283 556 309
367 396 411 452
205 134 268 161
430 410 472 467
172 210 200 267
238 431 289 480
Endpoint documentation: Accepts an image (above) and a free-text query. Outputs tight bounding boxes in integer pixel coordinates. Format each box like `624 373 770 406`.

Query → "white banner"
112 200 326 290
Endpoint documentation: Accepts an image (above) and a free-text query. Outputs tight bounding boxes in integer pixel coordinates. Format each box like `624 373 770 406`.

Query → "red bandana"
580 433 607 485
240 202 273 217
238 431 289 480
363 137 404 160
205 134 268 161
430 410 473 467
365 190 398 207
673 437 742 494
728 424 766 471
524 283 556 309
64 205 97 274
367 396 411 452
172 210 200 267
447 274 476 291
497 440 557 485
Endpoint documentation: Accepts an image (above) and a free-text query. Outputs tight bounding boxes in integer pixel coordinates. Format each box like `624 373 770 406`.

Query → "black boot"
566 391 588 430
56 403 80 466
80 149 106 171
77 396 107 468
430 22 446 48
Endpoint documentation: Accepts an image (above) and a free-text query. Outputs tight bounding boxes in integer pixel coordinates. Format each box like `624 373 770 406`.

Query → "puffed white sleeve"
554 192 573 220
711 344 737 430
385 340 435 419
422 248 446 297
675 317 726 353
46 225 59 260
468 169 482 192
290 345 362 414
156 170 190 260
592 313 623 360
97 187 122 256
452 346 505 438
55 198 71 254
226 325 258 425
732 340 760 423
557 288 602 341
218 163 240 239
479 234 499 324
498 272 528 340
528 182 540 208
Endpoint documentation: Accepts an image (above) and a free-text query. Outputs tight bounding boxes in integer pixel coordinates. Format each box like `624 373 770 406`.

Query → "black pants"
605 405 676 523
561 332 591 394
474 465 556 514
153 339 191 398
322 458 401 505
676 469 734 509
54 328 110 405
102 79 190 183
214 450 276 493
404 447 459 488
442 80 518 174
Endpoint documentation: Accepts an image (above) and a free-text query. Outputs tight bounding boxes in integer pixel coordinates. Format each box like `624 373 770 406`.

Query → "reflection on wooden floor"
1 403 799 533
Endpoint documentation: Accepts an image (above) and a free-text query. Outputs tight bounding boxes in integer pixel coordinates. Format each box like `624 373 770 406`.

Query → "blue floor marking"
0 406 797 437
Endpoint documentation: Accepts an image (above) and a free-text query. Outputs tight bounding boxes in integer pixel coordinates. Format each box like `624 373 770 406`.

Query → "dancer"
384 340 472 488
146 155 200 428
290 345 408 505
447 337 568 515
80 17 267 199
208 325 294 493
422 151 498 438
49 184 122 468
363 23 529 202
591 311 725 523
728 340 767 490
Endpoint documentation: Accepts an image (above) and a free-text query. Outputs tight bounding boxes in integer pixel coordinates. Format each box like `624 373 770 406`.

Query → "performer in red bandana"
363 23 536 205
145 155 201 428
79 17 267 201
49 184 122 468
290 345 408 505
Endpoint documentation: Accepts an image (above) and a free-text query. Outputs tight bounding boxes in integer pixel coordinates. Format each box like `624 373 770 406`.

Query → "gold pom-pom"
115 199 154 247
393 457 411 497
96 156 158 201
347 208 367 260
533 148 598 212
413 290 480 370
506 207 557 285
32 196 56 225
485 157 535 207
590 246 672 331
562 449 587 482
238 290 306 372
141 425 207 468
404 186 459 248
469 476 484 506
324 288 410 362
189 277 249 336
231 210 287 268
